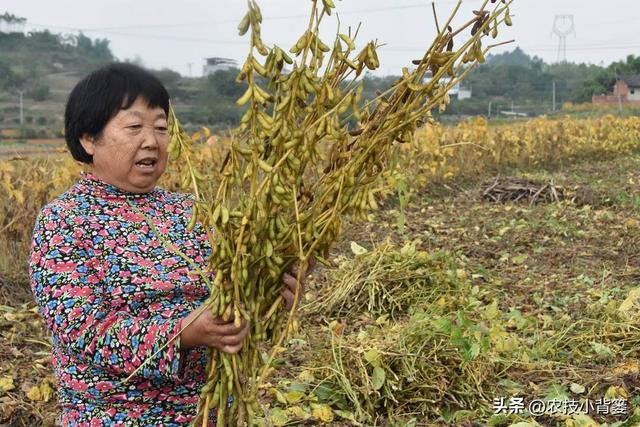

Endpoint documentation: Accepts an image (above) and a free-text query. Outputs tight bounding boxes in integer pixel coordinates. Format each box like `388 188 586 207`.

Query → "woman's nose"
140 125 160 149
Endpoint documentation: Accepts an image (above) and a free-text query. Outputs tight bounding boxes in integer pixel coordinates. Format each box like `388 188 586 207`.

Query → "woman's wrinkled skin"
79 97 169 194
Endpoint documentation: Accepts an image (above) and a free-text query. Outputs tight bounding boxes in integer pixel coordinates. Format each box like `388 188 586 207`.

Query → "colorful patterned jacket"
29 171 216 426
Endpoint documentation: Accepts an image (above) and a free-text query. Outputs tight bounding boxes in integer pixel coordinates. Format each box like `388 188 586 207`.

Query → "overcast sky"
3 0 639 76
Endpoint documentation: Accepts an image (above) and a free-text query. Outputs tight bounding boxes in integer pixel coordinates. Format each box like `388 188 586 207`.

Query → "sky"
2 0 639 77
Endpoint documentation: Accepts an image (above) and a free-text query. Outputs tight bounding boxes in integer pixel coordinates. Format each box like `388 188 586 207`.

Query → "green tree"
26 84 50 101
207 69 246 98
578 55 640 102
487 46 543 68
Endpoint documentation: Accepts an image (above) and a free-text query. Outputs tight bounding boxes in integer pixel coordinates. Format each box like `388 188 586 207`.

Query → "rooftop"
619 75 640 87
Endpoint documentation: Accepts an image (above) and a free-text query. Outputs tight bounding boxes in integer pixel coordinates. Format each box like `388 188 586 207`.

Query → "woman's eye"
127 124 142 130
156 126 168 132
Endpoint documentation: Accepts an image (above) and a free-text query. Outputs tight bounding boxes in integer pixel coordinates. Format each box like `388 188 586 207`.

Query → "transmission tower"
552 15 576 63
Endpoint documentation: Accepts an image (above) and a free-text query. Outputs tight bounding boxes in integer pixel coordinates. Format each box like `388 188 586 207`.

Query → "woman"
29 62 312 426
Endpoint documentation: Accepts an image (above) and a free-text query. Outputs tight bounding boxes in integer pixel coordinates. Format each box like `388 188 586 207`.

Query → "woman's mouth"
135 158 157 172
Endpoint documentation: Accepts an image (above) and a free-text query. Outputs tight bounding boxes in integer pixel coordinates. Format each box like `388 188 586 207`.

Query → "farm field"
1 117 640 426
0 139 65 160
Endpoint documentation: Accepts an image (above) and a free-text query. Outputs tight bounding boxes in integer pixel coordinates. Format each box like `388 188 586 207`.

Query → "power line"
29 12 640 35
43 1 461 32
21 22 640 54
23 0 473 35
20 0 640 36
380 43 640 53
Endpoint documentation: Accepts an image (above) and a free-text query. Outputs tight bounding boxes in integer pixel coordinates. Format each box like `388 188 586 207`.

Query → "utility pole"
18 90 24 126
488 101 492 118
552 81 556 113
187 63 192 77
618 94 623 116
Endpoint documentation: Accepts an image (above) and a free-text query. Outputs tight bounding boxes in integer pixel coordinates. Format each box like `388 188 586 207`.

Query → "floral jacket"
29 171 216 426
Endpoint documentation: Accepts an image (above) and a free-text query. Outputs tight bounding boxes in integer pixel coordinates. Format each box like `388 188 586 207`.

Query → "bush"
19 127 38 138
26 84 50 101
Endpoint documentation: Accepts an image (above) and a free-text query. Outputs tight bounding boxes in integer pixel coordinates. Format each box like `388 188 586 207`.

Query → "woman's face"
80 97 169 194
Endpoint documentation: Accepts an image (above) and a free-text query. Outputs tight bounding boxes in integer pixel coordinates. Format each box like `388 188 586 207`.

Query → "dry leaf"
0 377 15 395
311 403 334 423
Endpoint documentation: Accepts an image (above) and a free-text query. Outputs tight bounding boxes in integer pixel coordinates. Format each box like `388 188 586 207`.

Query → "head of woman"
65 62 170 193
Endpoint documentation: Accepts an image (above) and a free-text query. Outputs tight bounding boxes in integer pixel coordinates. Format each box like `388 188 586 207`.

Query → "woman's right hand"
179 307 250 354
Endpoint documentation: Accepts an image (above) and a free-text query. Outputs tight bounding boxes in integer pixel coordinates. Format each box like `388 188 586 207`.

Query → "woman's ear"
79 134 96 156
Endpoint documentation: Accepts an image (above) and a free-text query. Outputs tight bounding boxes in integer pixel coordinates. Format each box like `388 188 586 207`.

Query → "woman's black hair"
64 62 170 164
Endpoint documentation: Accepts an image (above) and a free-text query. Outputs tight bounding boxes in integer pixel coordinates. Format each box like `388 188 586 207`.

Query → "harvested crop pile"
299 241 513 423
312 239 468 319
482 176 564 205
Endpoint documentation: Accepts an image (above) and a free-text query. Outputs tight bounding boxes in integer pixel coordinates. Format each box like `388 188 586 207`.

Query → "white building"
202 57 238 76
453 84 472 100
422 72 472 100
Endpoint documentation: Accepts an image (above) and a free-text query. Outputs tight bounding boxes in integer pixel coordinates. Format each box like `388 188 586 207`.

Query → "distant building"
592 75 640 106
616 75 640 102
422 74 472 100
455 84 472 100
202 57 238 76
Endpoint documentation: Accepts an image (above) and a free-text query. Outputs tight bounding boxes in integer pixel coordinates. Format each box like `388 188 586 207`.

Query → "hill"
1 23 639 137
0 29 115 134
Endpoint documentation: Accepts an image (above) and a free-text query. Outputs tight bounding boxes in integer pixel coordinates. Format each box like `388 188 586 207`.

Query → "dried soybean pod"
258 159 273 173
208 383 220 409
265 239 274 257
217 295 226 316
234 306 242 327
505 8 513 26
368 191 379 210
473 41 486 63
187 204 198 231
222 303 233 321
339 33 356 50
168 135 181 161
236 86 253 106
221 207 230 225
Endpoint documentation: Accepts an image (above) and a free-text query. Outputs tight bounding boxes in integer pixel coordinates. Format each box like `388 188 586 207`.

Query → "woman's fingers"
199 314 251 350
206 320 243 336
219 320 251 353
281 271 305 309
219 320 250 343
282 272 298 288
292 256 318 275
222 343 244 354
309 255 317 272
282 288 294 309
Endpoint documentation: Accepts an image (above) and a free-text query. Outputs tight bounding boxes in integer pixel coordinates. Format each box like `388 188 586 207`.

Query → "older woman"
29 63 311 426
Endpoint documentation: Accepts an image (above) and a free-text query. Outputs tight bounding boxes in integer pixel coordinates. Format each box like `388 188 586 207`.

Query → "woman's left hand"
281 256 317 310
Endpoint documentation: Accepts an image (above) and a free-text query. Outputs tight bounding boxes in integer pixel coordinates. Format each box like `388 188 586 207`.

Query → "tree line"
1 24 638 128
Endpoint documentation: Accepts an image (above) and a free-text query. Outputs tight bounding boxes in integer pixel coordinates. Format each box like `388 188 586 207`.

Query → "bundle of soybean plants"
313 239 465 320
167 0 515 424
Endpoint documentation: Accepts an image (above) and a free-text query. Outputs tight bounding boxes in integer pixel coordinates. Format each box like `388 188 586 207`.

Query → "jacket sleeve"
29 206 186 382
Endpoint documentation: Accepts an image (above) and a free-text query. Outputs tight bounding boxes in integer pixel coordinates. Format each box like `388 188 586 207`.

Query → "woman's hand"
281 256 317 310
180 256 318 352
180 307 250 353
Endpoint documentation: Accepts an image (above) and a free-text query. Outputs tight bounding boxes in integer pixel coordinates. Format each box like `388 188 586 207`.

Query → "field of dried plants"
1 116 640 426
